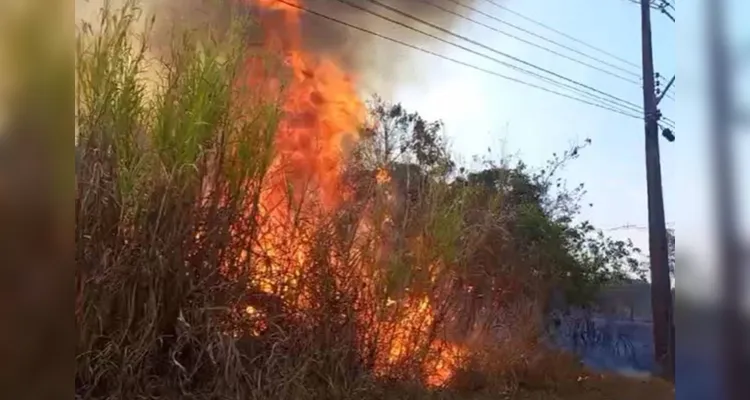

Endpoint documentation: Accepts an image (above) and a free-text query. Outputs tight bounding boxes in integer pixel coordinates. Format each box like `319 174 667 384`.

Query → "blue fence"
547 311 655 375
548 309 723 399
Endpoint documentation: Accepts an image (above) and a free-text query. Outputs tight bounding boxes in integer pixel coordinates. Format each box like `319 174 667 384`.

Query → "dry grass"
75 2 672 399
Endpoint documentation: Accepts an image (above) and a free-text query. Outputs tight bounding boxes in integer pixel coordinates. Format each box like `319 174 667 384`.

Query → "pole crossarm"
656 75 675 105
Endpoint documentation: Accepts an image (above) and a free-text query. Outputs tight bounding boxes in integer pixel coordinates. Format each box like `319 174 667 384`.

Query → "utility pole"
638 0 674 381
707 0 746 398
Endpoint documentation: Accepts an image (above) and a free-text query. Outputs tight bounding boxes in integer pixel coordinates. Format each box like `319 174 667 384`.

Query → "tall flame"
240 0 464 387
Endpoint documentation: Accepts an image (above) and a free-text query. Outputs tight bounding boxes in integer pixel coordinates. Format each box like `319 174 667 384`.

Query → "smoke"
293 0 482 97
77 0 484 98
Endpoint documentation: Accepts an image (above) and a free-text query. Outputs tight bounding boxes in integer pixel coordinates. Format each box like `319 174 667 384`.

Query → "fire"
375 167 390 185
243 0 364 312
237 0 465 387
373 295 466 386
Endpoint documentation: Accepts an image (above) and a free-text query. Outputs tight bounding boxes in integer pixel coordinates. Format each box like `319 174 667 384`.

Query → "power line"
353 0 675 126
330 0 639 113
471 0 674 101
481 0 641 70
419 0 642 85
355 0 647 114
439 0 643 81
282 0 677 127
275 0 645 120
607 222 674 231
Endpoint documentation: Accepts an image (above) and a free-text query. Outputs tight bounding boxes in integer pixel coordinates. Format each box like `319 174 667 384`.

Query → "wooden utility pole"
638 0 674 380
707 0 746 398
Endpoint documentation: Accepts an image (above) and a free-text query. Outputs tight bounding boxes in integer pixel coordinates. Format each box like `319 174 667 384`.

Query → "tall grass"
76 2 280 397
75 3 670 400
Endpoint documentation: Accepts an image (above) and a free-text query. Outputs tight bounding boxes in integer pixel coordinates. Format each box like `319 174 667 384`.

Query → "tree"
357 99 642 308
458 141 642 306
361 95 453 174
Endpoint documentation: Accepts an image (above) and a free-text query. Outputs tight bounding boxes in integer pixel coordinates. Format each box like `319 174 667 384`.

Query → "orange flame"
240 0 464 387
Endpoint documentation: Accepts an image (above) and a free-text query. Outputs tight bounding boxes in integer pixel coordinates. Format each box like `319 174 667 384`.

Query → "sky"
380 0 676 259
354 0 750 298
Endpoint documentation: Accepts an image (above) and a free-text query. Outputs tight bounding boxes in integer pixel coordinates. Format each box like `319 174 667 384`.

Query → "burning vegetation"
75 1 670 399
237 0 468 386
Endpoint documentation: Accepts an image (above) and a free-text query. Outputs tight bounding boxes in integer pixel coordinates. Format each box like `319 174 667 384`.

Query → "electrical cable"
275 0 645 120
354 0 675 125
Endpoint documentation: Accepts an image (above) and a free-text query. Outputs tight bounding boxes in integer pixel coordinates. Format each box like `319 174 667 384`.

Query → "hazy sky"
370 0 750 298
372 0 675 253
361 0 748 287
